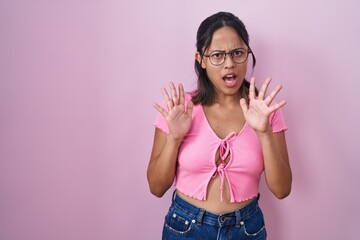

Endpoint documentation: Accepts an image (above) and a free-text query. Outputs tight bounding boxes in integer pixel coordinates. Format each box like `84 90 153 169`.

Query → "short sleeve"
153 100 170 134
270 107 288 133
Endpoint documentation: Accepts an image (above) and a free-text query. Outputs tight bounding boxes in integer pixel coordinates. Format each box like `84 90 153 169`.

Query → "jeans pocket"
243 208 266 237
163 207 195 236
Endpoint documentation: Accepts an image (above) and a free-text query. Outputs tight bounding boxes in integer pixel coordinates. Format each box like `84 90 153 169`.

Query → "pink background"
1 0 360 239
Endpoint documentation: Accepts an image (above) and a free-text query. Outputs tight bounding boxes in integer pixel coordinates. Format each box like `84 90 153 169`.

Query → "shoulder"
269 101 288 132
185 92 201 110
185 92 192 101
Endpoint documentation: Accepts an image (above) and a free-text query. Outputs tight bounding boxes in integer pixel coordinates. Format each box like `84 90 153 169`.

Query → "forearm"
258 130 292 199
147 135 182 197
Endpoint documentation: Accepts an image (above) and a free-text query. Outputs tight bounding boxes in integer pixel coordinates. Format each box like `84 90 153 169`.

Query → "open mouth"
222 74 237 87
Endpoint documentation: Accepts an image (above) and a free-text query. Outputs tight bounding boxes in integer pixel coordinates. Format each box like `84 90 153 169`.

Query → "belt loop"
196 209 205 226
172 190 177 202
235 210 241 227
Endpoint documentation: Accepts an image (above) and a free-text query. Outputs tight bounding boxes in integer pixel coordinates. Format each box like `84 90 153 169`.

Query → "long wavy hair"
191 12 257 105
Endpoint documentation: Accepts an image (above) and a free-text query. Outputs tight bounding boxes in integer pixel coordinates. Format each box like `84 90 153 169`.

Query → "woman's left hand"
240 77 286 133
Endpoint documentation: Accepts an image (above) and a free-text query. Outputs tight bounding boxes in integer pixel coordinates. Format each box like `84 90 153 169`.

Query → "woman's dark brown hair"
192 12 257 105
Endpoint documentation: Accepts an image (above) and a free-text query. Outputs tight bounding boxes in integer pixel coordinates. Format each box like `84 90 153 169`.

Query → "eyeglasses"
203 48 251 66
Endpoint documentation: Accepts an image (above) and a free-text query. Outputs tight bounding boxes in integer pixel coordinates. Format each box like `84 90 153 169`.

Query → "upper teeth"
226 75 234 77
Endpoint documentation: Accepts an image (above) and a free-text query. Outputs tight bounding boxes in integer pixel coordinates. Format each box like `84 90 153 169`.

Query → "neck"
213 93 241 107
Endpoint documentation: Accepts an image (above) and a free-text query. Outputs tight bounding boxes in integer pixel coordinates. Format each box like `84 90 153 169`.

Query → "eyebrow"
208 48 246 52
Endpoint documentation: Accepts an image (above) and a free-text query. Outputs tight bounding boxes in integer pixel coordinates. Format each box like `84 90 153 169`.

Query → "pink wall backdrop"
1 0 360 239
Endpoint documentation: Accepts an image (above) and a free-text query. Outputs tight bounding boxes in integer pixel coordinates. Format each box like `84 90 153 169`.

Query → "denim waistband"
171 191 260 227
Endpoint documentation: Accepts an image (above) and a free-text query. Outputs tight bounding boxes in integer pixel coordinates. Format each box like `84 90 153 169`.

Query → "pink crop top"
154 93 287 203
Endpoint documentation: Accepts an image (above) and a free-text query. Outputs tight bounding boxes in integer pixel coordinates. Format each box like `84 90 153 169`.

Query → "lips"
222 73 237 87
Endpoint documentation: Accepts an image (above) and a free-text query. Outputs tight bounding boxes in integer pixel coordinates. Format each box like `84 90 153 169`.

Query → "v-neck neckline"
200 104 248 141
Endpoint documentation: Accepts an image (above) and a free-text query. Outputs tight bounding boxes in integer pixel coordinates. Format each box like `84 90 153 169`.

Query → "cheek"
206 68 221 83
202 61 219 79
242 65 248 76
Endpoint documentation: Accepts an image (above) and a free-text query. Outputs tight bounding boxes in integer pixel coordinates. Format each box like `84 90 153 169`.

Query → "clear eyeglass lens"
209 49 248 65
209 52 224 65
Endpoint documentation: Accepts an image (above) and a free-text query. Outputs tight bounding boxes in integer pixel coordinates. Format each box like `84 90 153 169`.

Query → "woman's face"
197 26 248 99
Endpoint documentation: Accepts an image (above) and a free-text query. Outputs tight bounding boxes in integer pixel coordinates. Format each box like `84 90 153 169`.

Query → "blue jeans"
162 192 267 240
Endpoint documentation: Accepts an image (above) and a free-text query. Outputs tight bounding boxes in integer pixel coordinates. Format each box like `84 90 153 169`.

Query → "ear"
195 52 206 69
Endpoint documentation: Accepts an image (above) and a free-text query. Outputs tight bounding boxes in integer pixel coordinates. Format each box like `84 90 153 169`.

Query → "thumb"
239 98 248 113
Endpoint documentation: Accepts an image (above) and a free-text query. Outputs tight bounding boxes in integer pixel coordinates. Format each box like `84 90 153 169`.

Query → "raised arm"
240 77 292 199
147 82 193 197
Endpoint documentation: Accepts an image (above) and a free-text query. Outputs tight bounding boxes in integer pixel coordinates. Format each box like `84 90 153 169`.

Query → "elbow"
147 176 172 198
268 170 292 199
273 189 291 199
147 167 175 198
272 183 292 199
149 185 167 198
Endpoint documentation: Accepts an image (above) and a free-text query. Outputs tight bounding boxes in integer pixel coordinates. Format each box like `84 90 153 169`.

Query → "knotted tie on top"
212 132 237 201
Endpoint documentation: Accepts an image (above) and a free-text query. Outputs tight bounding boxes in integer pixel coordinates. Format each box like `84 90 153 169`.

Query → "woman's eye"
211 52 224 58
233 50 243 57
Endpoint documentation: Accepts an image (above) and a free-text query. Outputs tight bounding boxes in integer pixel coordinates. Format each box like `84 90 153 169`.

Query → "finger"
161 87 173 110
258 77 272 100
239 98 248 113
185 100 194 116
152 102 168 118
169 82 179 105
269 100 287 113
178 83 185 106
249 77 256 100
265 84 282 106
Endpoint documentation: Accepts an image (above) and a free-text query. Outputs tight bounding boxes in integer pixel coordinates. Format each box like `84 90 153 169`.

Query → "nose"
223 53 235 68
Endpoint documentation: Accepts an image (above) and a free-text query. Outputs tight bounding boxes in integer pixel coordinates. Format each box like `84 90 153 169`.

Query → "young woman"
147 12 292 240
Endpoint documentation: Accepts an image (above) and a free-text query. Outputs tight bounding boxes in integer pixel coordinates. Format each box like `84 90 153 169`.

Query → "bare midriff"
176 175 256 215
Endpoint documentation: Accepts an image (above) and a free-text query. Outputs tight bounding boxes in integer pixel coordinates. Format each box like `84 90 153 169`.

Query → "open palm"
240 77 286 133
153 82 193 140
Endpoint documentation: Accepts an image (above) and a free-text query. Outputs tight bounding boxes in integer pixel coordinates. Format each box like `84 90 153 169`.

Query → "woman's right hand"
153 82 193 140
